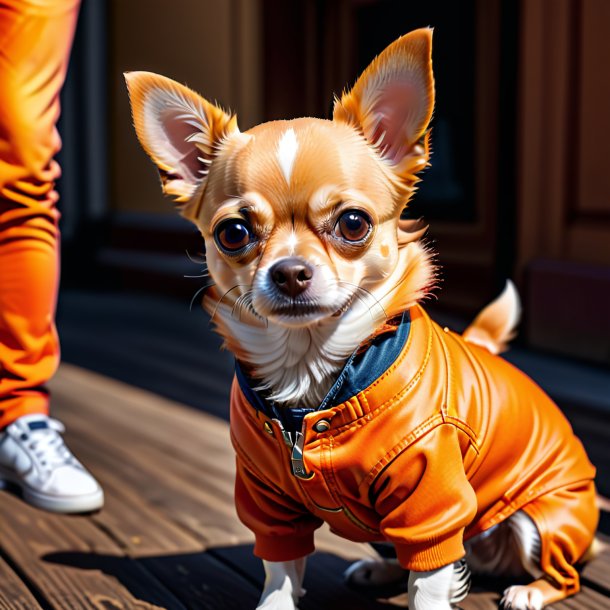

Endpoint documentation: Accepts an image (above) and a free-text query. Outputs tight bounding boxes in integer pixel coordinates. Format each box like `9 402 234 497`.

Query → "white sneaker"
0 414 104 513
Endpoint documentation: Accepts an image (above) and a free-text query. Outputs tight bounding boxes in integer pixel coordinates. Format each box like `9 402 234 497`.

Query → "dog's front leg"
408 561 470 610
256 558 307 609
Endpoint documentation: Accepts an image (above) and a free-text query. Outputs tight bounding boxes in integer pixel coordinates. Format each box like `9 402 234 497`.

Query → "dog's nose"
270 258 314 298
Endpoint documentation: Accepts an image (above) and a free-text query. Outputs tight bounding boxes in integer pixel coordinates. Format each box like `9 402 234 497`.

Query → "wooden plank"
0 499 259 610
54 375 247 546
580 534 610 593
52 369 243 504
50 364 233 455
141 551 261 610
0 493 185 610
553 586 610 609
301 552 407 609
60 409 253 549
460 590 498 609
64 434 206 558
0 556 43 610
65 421 238 513
29 376 208 557
90 480 204 559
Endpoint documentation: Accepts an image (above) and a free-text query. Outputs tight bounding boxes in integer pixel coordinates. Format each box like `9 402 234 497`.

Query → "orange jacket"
230 306 596 572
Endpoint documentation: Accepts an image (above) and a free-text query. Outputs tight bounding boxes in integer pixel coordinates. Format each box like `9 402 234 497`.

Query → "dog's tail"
462 280 521 355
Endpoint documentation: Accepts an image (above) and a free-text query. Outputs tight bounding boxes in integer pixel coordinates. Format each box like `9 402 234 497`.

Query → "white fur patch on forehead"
287 230 298 254
276 128 299 185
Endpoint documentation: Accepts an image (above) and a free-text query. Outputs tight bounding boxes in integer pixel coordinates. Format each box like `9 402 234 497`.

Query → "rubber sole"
0 467 104 514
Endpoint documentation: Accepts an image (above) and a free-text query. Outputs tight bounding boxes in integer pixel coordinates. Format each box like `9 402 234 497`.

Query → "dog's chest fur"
212 299 386 405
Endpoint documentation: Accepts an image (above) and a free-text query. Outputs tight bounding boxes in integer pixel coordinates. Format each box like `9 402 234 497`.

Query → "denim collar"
235 310 411 433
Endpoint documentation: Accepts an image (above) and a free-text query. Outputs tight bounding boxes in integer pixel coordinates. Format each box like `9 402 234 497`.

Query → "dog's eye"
335 210 371 242
215 219 252 252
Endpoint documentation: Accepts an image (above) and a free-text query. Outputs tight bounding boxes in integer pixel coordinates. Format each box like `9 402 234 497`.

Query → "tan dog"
126 29 598 610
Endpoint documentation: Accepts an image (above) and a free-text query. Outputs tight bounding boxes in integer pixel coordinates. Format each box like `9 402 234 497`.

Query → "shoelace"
21 419 78 472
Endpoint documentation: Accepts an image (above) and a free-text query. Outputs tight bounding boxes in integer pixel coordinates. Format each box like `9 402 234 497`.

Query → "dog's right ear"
125 71 239 219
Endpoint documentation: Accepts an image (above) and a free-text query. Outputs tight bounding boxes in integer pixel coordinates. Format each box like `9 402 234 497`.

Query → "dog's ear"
125 71 239 219
333 28 434 184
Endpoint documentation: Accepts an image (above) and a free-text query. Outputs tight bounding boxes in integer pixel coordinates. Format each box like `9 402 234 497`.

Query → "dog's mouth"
264 292 356 325
250 263 362 327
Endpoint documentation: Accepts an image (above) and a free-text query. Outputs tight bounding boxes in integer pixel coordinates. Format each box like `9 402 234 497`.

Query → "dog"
126 28 599 610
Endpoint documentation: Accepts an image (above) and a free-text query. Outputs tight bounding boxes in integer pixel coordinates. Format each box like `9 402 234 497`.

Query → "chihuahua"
126 28 598 610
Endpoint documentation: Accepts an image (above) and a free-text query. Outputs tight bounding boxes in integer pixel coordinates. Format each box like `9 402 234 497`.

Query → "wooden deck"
1 363 609 609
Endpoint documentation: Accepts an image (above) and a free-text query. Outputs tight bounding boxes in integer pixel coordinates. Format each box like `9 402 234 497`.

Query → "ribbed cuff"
253 532 315 562
394 534 466 571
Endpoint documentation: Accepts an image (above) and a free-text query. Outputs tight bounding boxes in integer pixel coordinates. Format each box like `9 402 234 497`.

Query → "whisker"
369 266 426 305
185 249 206 265
351 291 378 320
208 284 248 322
231 292 249 320
232 290 268 326
185 250 209 281
247 294 269 327
238 292 254 322
248 297 268 326
189 281 215 311
337 281 388 320
184 272 210 278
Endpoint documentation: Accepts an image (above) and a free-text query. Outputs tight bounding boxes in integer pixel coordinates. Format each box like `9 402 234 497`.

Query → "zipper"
274 420 313 480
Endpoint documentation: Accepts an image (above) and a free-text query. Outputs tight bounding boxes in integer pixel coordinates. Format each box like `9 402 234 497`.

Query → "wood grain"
0 556 43 610
0 494 184 610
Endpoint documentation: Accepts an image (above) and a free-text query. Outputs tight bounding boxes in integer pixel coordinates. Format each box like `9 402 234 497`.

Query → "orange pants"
523 480 599 595
0 0 80 429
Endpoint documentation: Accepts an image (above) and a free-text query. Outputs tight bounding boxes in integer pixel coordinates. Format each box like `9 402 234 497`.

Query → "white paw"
344 558 407 587
256 588 298 610
501 585 544 610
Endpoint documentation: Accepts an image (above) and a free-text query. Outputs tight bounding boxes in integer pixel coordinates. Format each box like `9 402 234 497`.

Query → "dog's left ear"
333 28 434 183
125 71 239 219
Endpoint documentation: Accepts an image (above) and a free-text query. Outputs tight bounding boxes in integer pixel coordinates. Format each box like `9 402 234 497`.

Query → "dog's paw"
501 585 544 610
256 589 299 610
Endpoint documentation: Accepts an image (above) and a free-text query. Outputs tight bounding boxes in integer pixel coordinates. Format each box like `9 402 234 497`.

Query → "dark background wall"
56 0 610 366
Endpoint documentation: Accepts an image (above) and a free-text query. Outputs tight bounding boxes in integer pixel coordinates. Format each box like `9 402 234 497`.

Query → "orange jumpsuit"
0 0 80 428
231 306 598 595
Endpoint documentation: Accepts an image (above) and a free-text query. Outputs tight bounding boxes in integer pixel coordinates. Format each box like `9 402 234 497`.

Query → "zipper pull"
276 421 293 447
291 431 313 479
273 421 312 479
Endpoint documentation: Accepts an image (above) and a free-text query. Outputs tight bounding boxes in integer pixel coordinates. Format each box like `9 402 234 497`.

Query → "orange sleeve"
235 457 323 562
374 424 478 571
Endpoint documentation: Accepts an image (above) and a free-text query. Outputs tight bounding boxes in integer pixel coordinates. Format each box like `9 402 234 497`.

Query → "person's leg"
0 0 103 512
0 0 78 426
0 212 60 426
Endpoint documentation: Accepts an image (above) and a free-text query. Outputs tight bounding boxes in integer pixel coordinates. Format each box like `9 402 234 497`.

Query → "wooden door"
518 0 610 363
